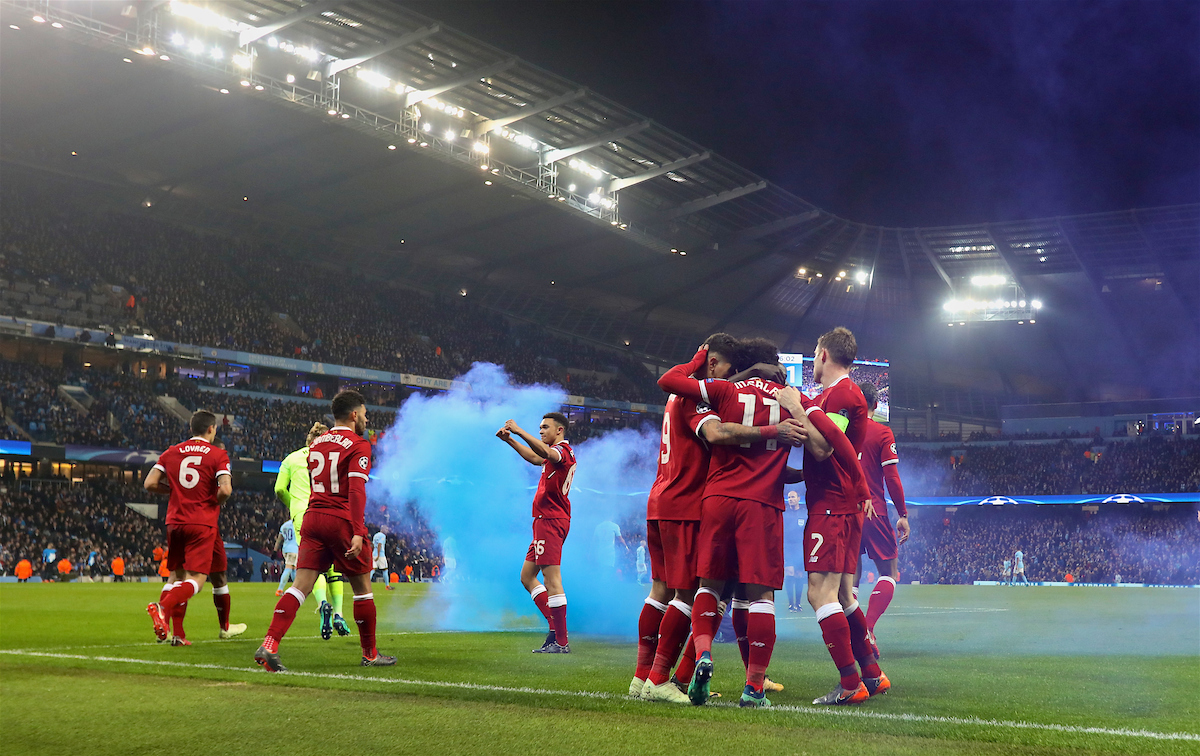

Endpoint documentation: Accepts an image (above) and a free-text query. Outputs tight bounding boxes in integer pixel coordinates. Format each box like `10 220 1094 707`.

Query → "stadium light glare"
479 164 489 170
1029 319 1036 323
160 54 171 61
267 36 278 48
444 129 456 140
1032 300 1043 309
422 122 432 132
210 47 223 61
798 267 806 275
32 15 45 23
839 270 847 277
472 141 489 153
218 88 229 94
419 142 428 147
8 24 18 29
407 138 417 143
388 144 397 150
286 74 295 83
587 193 600 205
233 53 251 68
341 113 350 119
855 271 868 284
171 32 185 46
567 184 576 192
1019 300 1026 308
484 180 492 185
123 57 132 63
188 39 203 54
51 21 63 28
255 84 265 91
970 274 1007 287
678 250 686 255
139 47 155 55
816 272 823 277
610 220 619 225
357 70 390 88
241 80 252 87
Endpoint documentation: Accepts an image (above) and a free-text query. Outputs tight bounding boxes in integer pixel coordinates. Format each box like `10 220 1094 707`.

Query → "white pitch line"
781 608 1010 621
42 631 445 652
1 649 1196 742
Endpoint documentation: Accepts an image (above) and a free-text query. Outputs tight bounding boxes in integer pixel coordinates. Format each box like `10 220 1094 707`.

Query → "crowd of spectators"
898 437 1200 496
1 187 663 403
897 504 1200 586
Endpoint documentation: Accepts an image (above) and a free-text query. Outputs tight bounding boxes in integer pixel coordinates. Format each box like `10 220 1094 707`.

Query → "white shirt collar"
828 374 851 389
330 426 353 432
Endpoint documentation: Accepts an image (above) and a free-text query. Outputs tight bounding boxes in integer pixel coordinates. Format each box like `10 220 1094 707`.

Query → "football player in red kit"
255 390 395 671
856 382 909 637
144 411 232 643
497 413 576 653
635 333 806 704
659 338 866 707
776 325 886 705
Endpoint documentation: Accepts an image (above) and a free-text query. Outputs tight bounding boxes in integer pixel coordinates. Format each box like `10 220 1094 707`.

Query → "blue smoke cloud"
369 363 655 638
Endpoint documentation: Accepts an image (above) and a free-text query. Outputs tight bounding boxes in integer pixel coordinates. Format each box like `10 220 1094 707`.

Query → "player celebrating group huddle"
658 337 868 707
255 390 395 671
497 413 576 653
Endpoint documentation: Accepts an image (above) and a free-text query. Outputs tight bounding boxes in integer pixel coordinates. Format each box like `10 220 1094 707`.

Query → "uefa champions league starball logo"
980 496 1019 506
1101 494 1145 504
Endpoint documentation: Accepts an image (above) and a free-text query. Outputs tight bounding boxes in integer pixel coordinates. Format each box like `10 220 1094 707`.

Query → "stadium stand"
1 189 663 404
898 504 1200 586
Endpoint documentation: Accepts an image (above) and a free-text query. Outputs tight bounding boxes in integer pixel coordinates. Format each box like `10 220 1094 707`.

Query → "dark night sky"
405 0 1199 227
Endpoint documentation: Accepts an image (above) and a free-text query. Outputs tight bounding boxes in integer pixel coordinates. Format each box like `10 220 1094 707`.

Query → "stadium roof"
1 0 1196 404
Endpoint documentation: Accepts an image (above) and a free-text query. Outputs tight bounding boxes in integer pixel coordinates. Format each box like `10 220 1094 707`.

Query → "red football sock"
731 600 750 669
548 594 567 646
846 602 882 678
160 579 198 613
635 598 667 680
866 577 896 631
745 600 776 692
690 589 721 658
673 634 696 683
353 593 377 657
530 585 556 636
265 587 304 648
171 600 188 639
816 603 861 690
648 600 691 686
213 587 231 631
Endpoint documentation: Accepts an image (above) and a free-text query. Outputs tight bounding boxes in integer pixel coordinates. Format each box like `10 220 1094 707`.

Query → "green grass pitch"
1 582 1197 755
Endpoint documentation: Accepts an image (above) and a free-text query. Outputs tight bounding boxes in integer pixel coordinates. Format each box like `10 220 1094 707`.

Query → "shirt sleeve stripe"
881 459 899 466
215 470 232 477
698 380 709 404
804 405 821 416
693 414 720 439
347 471 369 480
152 464 166 473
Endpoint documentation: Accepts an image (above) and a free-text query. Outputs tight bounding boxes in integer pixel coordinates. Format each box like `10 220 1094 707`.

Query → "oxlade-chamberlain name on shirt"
311 432 355 449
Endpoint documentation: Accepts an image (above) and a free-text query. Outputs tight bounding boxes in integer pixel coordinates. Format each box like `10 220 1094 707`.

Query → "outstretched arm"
496 427 546 466
700 418 807 447
504 419 561 463
657 347 711 402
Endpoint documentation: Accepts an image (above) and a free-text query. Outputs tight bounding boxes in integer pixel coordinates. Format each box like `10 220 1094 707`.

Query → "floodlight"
123 57 132 63
839 270 847 277
970 274 1007 287
1029 319 1036 323
327 108 337 115
286 74 295 83
233 53 251 68
422 122 432 132
472 141 489 153
567 184 576 192
388 144 397 150
341 113 350 118
444 129 456 140
407 138 417 143
219 88 229 94
241 80 252 87
159 54 170 61
484 180 492 186
267 36 278 48
1032 300 1042 309
51 21 63 28
587 193 600 205
171 32 185 46
1018 300 1026 308
32 15 45 23
188 40 203 54
140 47 154 55
678 250 686 256
8 24 18 29
479 164 488 170
816 273 823 277
210 47 223 60
855 271 868 284
255 84 265 91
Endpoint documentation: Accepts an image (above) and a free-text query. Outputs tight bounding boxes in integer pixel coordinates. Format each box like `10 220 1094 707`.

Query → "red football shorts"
210 533 228 574
860 512 898 562
696 495 784 589
166 524 218 575
804 511 863 574
525 517 570 566
646 519 700 591
297 510 372 575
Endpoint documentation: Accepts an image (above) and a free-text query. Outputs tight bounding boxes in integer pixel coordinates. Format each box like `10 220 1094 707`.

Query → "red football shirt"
646 394 719 521
657 373 795 509
817 374 870 453
532 442 575 520
860 418 901 514
155 437 231 528
307 425 373 536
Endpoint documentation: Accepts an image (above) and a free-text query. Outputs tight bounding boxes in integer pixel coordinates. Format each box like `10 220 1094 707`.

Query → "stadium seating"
897 504 1200 586
1 189 662 404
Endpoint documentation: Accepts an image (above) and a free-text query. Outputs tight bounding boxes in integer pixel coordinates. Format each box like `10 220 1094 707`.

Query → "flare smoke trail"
369 363 657 638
